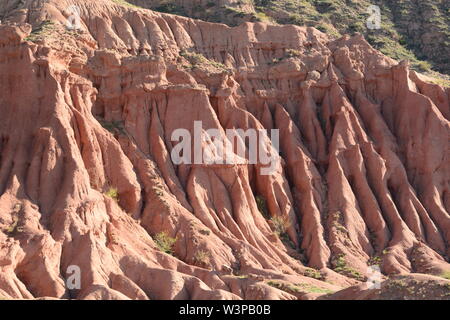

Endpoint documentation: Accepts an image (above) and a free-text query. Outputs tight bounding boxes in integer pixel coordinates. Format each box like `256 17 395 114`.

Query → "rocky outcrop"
0 0 448 300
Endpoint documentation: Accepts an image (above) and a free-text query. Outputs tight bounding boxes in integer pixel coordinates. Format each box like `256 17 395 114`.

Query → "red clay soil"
0 0 448 300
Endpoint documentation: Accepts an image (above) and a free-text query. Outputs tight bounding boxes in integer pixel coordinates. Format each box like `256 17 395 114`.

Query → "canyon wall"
0 0 448 299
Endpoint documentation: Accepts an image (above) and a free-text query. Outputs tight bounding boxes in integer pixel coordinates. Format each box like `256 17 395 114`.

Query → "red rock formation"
0 0 448 300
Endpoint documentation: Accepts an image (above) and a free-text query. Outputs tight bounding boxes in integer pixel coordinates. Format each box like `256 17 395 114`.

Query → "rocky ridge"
0 0 448 300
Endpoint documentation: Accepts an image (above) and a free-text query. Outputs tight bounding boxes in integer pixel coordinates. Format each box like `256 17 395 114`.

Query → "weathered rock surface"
0 0 448 300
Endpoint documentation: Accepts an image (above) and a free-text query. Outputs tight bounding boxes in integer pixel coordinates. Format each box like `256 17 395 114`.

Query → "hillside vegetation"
126 0 450 74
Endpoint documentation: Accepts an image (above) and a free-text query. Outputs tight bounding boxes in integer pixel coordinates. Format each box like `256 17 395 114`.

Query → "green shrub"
154 232 177 255
4 204 24 235
268 215 295 248
194 250 211 267
428 77 450 88
25 20 55 42
303 267 322 280
297 283 334 294
105 188 119 202
270 215 291 238
266 280 301 293
155 2 187 16
369 256 382 266
199 229 211 236
267 280 334 294
254 11 274 23
180 50 228 71
225 6 247 18
285 48 302 58
413 60 432 72
439 271 450 280
332 254 365 281
255 195 269 219
5 218 23 234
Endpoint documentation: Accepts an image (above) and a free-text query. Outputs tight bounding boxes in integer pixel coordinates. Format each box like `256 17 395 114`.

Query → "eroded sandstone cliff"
0 0 449 300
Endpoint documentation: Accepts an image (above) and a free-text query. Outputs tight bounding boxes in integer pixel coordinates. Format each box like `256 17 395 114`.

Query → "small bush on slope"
105 188 119 202
154 232 177 255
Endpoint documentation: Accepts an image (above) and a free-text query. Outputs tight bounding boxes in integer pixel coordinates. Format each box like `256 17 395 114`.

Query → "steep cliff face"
0 0 449 300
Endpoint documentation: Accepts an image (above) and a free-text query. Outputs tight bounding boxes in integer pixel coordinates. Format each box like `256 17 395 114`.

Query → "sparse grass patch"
111 0 142 9
266 280 334 294
154 232 177 255
266 280 301 293
3 204 24 235
224 6 248 18
152 0 447 74
268 57 283 65
413 60 433 73
255 195 269 219
439 271 450 280
109 233 120 245
369 256 382 266
425 73 450 88
270 216 290 237
429 78 450 88
5 218 22 234
387 278 408 289
105 187 119 202
315 22 341 38
180 50 229 72
25 20 56 42
254 11 274 23
155 1 187 16
199 229 211 236
332 254 365 281
367 34 435 72
303 267 322 280
285 48 302 58
331 211 348 235
297 283 334 294
194 250 211 268
268 215 296 249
